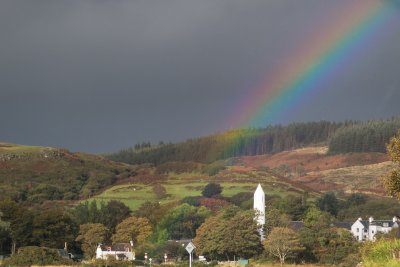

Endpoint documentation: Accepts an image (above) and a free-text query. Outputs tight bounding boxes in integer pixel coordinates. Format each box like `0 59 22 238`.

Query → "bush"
361 239 400 266
201 183 222 198
202 161 226 176
1 246 73 266
181 196 201 206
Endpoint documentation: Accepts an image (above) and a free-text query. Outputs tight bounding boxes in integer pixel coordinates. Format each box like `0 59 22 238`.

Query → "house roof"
332 222 352 230
370 220 397 227
352 219 398 229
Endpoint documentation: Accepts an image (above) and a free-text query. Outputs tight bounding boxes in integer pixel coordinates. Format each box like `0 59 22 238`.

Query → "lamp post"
149 258 152 267
145 253 148 265
164 253 167 264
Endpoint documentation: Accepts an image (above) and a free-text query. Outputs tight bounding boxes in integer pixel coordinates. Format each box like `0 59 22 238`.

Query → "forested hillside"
109 118 400 165
328 117 400 154
107 121 344 165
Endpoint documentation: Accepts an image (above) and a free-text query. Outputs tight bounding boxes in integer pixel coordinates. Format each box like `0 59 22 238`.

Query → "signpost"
185 242 196 267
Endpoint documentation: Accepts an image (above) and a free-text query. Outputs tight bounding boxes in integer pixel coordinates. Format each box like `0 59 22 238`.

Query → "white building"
351 217 399 241
96 243 135 260
254 184 265 238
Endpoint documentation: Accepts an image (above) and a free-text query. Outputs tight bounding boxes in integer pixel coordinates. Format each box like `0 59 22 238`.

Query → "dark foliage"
69 200 131 233
316 192 340 217
202 183 222 198
107 121 342 165
1 246 73 266
328 117 400 154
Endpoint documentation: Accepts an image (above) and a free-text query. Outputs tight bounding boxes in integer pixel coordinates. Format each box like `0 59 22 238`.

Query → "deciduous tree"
112 216 152 248
75 223 108 259
264 227 303 266
382 130 400 199
264 208 290 237
194 210 261 260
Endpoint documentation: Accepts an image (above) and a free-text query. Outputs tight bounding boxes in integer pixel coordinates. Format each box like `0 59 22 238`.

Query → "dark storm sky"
1 0 399 153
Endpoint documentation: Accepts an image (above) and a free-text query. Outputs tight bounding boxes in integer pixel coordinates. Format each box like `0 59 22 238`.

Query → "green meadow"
90 169 311 211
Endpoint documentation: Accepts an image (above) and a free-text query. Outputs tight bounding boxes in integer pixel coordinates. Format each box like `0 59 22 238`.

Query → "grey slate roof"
355 220 396 228
332 222 352 230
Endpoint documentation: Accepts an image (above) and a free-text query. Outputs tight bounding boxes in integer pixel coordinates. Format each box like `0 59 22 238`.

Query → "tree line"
107 121 343 165
328 117 400 154
108 117 400 166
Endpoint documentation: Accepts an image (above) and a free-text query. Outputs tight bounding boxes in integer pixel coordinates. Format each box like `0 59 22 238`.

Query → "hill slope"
0 142 136 203
234 146 390 195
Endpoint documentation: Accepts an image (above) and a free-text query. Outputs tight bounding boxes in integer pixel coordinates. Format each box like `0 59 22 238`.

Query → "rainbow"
229 0 398 129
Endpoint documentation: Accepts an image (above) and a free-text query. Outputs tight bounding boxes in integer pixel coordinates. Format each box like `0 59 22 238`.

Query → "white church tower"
254 184 265 238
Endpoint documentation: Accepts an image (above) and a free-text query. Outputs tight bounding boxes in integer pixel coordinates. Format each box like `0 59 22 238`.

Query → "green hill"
0 142 136 203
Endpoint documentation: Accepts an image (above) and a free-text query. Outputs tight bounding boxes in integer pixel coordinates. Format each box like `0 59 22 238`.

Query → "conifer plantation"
108 117 400 165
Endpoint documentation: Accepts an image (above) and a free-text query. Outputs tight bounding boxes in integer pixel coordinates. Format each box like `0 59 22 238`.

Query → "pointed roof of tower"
254 183 264 195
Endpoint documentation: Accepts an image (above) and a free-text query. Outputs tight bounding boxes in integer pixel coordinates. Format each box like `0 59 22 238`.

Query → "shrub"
361 239 400 266
1 246 73 266
201 183 222 198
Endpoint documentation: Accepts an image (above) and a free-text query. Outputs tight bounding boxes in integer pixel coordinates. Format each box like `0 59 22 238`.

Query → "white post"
189 252 192 267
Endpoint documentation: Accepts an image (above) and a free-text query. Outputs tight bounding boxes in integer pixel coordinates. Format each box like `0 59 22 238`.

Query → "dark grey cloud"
0 0 399 153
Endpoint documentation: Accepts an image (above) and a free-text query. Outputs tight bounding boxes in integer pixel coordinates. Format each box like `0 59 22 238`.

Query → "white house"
96 243 135 260
351 217 399 241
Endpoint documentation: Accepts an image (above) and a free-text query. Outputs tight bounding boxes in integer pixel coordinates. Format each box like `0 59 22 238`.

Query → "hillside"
233 146 391 195
0 142 137 203
107 121 343 165
107 117 400 166
0 141 394 210
90 164 318 211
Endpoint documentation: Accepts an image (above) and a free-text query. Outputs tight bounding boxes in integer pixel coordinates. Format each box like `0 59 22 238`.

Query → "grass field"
90 168 312 211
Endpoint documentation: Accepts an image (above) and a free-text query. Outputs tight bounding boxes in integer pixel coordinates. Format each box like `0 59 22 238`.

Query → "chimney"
393 216 398 223
358 217 362 221
369 217 374 223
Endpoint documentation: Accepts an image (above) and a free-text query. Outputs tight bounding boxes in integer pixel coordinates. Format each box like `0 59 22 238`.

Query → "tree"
75 223 108 259
135 201 167 226
112 216 152 248
194 214 227 260
156 204 210 240
31 208 75 248
0 199 33 254
99 200 131 232
382 130 400 199
224 210 262 258
194 210 261 260
69 200 102 226
202 183 222 197
0 211 11 254
264 227 303 266
316 192 340 216
264 208 290 237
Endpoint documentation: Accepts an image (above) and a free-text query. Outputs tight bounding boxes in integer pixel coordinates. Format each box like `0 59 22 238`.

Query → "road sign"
185 242 196 253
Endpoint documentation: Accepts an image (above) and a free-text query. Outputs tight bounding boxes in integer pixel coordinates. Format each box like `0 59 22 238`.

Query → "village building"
96 243 135 261
350 216 399 241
